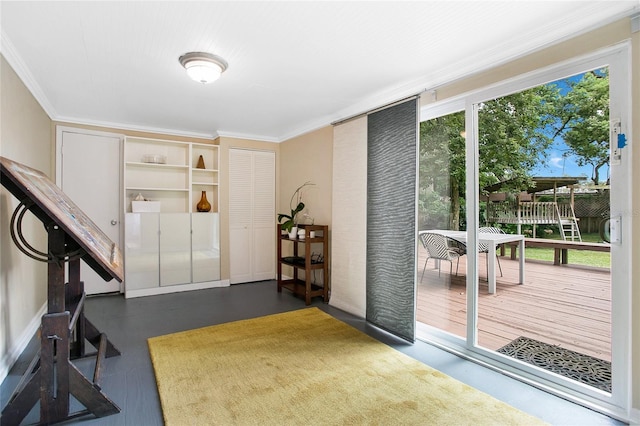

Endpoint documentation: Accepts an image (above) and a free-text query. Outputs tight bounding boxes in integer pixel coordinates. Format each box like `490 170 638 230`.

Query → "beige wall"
278 126 333 228
424 19 632 105
277 126 333 280
422 17 639 416
0 55 52 379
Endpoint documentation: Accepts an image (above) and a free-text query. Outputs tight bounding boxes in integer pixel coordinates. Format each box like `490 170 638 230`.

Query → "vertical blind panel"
366 99 417 342
330 116 368 317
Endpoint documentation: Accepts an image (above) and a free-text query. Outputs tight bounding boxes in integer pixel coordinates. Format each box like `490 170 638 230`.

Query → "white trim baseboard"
124 280 230 299
0 301 47 384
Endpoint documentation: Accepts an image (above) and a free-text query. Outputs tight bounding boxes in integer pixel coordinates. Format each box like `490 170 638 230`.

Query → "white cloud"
549 156 563 168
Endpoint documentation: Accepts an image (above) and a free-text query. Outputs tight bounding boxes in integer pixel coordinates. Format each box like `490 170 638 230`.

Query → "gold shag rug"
148 308 545 425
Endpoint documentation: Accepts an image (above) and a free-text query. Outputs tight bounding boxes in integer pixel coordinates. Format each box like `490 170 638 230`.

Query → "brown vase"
196 191 211 212
196 155 206 169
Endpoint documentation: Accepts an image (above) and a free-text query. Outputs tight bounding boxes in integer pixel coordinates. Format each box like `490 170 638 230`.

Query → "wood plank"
523 238 610 251
417 248 611 361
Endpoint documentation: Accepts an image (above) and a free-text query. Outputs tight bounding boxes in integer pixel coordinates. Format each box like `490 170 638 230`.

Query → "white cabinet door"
125 212 220 294
229 149 275 284
124 213 159 290
192 213 220 283
229 149 254 283
58 128 123 294
159 213 192 286
252 152 276 280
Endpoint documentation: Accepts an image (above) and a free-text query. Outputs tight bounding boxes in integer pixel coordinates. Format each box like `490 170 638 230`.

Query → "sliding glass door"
417 109 466 340
475 67 613 388
417 46 630 415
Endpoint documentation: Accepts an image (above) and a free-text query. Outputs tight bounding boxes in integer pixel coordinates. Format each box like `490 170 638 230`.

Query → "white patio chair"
479 226 504 277
419 232 466 282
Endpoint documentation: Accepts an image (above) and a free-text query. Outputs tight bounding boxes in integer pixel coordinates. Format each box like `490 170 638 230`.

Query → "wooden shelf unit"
277 224 329 305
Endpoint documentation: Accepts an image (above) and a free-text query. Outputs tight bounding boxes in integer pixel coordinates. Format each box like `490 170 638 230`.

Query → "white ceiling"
2 1 638 142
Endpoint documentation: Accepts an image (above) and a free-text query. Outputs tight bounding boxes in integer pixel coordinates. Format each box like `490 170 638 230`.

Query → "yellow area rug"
148 308 545 425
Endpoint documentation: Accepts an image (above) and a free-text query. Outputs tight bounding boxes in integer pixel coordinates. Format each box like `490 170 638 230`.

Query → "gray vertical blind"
366 98 418 342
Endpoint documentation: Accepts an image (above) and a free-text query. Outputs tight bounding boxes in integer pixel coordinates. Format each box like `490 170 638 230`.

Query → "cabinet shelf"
191 168 218 172
277 224 329 305
126 187 189 192
125 137 219 214
126 161 189 169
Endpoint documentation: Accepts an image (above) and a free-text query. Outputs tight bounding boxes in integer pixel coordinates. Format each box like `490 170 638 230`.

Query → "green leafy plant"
278 181 314 232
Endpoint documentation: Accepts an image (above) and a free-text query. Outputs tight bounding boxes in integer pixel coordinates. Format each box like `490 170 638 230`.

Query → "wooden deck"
416 247 611 362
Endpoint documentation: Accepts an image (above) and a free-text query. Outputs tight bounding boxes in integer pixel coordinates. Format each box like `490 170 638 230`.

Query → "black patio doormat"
497 336 611 393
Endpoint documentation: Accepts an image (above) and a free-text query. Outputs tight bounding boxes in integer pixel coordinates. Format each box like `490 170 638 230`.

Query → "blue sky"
531 145 604 179
530 71 609 182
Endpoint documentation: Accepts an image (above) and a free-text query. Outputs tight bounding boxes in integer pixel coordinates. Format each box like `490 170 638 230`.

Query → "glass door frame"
418 43 631 419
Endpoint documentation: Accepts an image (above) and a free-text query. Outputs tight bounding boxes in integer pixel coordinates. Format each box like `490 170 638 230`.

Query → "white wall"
0 55 52 380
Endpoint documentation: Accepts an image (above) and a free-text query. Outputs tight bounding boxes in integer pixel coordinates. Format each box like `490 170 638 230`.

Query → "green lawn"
522 233 610 269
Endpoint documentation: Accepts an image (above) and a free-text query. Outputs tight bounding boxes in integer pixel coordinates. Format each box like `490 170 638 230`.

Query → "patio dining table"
421 230 525 294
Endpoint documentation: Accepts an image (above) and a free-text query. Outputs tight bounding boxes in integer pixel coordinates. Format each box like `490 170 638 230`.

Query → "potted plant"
278 181 314 233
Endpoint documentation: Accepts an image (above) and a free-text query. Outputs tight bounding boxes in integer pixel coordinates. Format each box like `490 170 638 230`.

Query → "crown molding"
216 130 280 143
54 115 218 141
1 30 57 118
276 118 340 143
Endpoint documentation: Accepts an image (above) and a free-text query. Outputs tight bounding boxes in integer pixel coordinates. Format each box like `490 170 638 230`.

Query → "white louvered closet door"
229 149 276 284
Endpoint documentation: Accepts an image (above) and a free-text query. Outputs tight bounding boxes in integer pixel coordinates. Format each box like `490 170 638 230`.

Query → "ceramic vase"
288 226 298 239
197 191 211 212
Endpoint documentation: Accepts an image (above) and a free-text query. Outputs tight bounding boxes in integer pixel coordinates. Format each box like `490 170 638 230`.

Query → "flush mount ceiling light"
179 52 228 84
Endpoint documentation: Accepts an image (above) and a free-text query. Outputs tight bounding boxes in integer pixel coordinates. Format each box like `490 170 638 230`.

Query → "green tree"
419 111 465 230
420 85 557 230
477 86 557 192
551 69 609 185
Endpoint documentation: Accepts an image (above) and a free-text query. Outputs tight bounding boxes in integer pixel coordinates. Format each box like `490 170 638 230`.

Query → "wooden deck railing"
486 201 575 225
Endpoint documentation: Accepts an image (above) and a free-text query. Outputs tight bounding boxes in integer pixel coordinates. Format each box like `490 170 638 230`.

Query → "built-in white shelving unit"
123 137 227 298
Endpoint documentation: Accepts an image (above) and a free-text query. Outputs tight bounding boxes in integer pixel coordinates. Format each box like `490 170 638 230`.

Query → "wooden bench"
505 238 610 265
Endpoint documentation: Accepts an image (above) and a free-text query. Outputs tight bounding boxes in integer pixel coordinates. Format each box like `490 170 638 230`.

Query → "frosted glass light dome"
179 52 228 84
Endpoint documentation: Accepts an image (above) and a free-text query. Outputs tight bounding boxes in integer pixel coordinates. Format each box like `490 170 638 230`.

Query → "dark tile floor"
0 281 625 425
